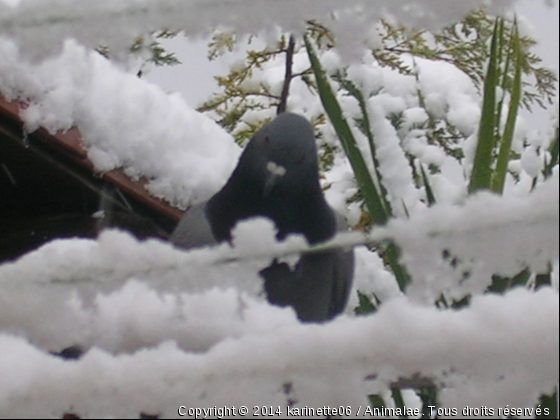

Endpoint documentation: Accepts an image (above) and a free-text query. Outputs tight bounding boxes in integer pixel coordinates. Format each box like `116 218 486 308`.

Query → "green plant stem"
492 21 522 193
305 35 412 291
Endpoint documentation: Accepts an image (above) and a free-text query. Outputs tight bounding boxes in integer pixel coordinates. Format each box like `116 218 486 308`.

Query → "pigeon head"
257 113 319 195
207 113 335 244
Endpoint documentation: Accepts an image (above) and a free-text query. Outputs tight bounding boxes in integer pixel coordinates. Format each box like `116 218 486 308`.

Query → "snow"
0 287 557 418
0 178 557 417
1 0 559 417
0 38 240 208
367 100 421 216
316 54 494 212
350 247 402 306
521 146 545 178
0 0 517 62
418 59 481 137
323 155 360 219
392 176 559 302
0 224 291 353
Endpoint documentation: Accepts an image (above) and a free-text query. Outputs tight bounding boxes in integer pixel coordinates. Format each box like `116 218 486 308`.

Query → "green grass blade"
391 388 409 419
418 387 439 419
494 19 508 144
488 269 531 294
492 21 522 193
469 20 501 194
420 164 437 206
385 243 411 291
355 291 380 316
535 271 552 290
369 395 387 410
304 36 389 226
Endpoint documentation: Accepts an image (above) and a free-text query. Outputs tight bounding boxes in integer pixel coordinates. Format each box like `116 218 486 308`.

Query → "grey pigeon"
171 113 354 322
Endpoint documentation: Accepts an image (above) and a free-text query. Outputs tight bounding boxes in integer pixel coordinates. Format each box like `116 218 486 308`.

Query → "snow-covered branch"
1 0 515 61
0 287 557 418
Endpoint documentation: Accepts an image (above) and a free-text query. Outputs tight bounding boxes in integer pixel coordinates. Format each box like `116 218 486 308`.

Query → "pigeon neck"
267 187 336 244
207 180 336 245
205 182 258 243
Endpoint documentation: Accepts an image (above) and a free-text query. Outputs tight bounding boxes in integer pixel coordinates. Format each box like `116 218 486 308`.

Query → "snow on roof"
0 38 241 210
0 96 184 224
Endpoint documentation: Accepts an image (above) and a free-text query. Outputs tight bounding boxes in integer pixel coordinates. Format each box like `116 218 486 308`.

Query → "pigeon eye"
263 134 270 145
297 152 308 164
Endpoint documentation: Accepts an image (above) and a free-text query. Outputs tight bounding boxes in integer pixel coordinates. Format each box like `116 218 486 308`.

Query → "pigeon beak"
264 161 286 197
